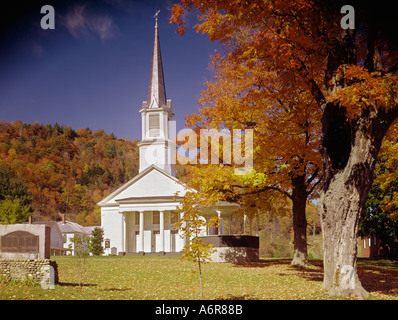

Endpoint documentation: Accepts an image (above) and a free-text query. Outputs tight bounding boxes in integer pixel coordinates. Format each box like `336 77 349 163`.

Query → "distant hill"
0 120 139 225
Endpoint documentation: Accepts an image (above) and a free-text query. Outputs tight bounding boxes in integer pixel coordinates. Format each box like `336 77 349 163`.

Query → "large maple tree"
180 47 322 267
171 0 398 297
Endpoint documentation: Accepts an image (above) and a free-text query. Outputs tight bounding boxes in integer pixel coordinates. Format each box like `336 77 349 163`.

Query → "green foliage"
0 162 33 224
0 198 32 224
89 227 105 256
359 149 398 258
360 182 398 257
70 234 90 258
105 143 117 159
0 163 32 208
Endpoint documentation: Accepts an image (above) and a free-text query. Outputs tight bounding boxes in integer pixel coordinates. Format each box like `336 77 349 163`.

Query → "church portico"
117 201 186 254
99 162 193 255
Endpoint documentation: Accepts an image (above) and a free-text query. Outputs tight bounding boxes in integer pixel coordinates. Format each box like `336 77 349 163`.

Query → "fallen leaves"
0 256 397 300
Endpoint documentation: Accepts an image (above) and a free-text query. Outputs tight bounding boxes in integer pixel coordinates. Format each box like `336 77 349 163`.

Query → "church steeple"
144 11 168 109
138 13 175 176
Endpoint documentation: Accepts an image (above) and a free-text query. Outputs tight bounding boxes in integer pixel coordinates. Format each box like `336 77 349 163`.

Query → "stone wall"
0 259 58 285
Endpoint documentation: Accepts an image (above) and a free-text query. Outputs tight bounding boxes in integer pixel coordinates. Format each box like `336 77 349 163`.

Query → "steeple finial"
145 10 167 109
154 10 160 28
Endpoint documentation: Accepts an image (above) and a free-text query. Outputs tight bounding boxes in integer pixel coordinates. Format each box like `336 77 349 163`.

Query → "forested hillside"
0 120 139 225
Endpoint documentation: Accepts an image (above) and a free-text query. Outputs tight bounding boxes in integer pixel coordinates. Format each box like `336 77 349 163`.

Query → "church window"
153 211 160 224
170 211 179 224
149 114 160 137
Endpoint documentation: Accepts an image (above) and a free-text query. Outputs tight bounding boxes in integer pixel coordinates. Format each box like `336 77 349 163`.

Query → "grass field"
0 256 397 300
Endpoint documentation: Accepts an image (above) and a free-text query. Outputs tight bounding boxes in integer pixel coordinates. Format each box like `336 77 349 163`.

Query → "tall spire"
138 11 174 176
146 10 167 109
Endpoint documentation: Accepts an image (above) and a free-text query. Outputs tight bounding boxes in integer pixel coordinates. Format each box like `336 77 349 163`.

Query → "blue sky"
0 0 220 141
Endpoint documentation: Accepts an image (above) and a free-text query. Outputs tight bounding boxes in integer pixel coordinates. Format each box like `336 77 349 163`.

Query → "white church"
98 16 240 256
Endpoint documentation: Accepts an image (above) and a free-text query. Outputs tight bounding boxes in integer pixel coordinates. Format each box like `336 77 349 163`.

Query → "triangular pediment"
97 165 192 207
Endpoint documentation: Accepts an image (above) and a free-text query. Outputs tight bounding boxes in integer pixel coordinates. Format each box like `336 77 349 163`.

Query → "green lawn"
1 256 397 300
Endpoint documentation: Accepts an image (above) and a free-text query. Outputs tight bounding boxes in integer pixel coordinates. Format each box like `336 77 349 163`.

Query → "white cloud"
61 5 118 42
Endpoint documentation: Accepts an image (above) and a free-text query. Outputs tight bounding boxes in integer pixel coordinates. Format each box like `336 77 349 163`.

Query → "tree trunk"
317 24 398 297
198 258 203 300
318 170 368 298
291 174 308 266
318 103 395 298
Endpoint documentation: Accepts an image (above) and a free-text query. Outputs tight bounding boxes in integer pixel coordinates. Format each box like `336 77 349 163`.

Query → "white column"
123 213 127 253
139 211 144 252
216 210 221 235
141 112 146 140
243 214 247 235
159 112 165 139
159 210 164 252
145 112 149 139
121 212 125 253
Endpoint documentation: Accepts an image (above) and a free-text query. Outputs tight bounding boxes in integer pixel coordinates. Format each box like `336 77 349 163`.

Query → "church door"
154 230 160 252
135 231 141 253
171 230 177 252
144 230 151 252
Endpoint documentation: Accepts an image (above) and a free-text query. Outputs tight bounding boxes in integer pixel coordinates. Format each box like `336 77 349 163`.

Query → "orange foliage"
0 121 139 225
172 1 324 207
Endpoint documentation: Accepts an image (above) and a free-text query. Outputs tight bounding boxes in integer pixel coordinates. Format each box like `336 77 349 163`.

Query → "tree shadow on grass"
283 259 398 296
58 282 97 287
357 260 398 296
215 294 258 300
288 260 324 282
231 258 292 268
232 259 325 282
232 258 398 297
293 260 398 297
101 288 133 292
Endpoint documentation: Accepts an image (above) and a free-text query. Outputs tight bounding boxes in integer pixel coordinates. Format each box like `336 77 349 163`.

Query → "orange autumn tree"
179 48 322 267
171 0 398 298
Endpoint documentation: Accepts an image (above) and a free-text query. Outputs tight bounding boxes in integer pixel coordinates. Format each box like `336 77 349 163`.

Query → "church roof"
97 164 193 207
57 220 98 234
144 18 168 109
